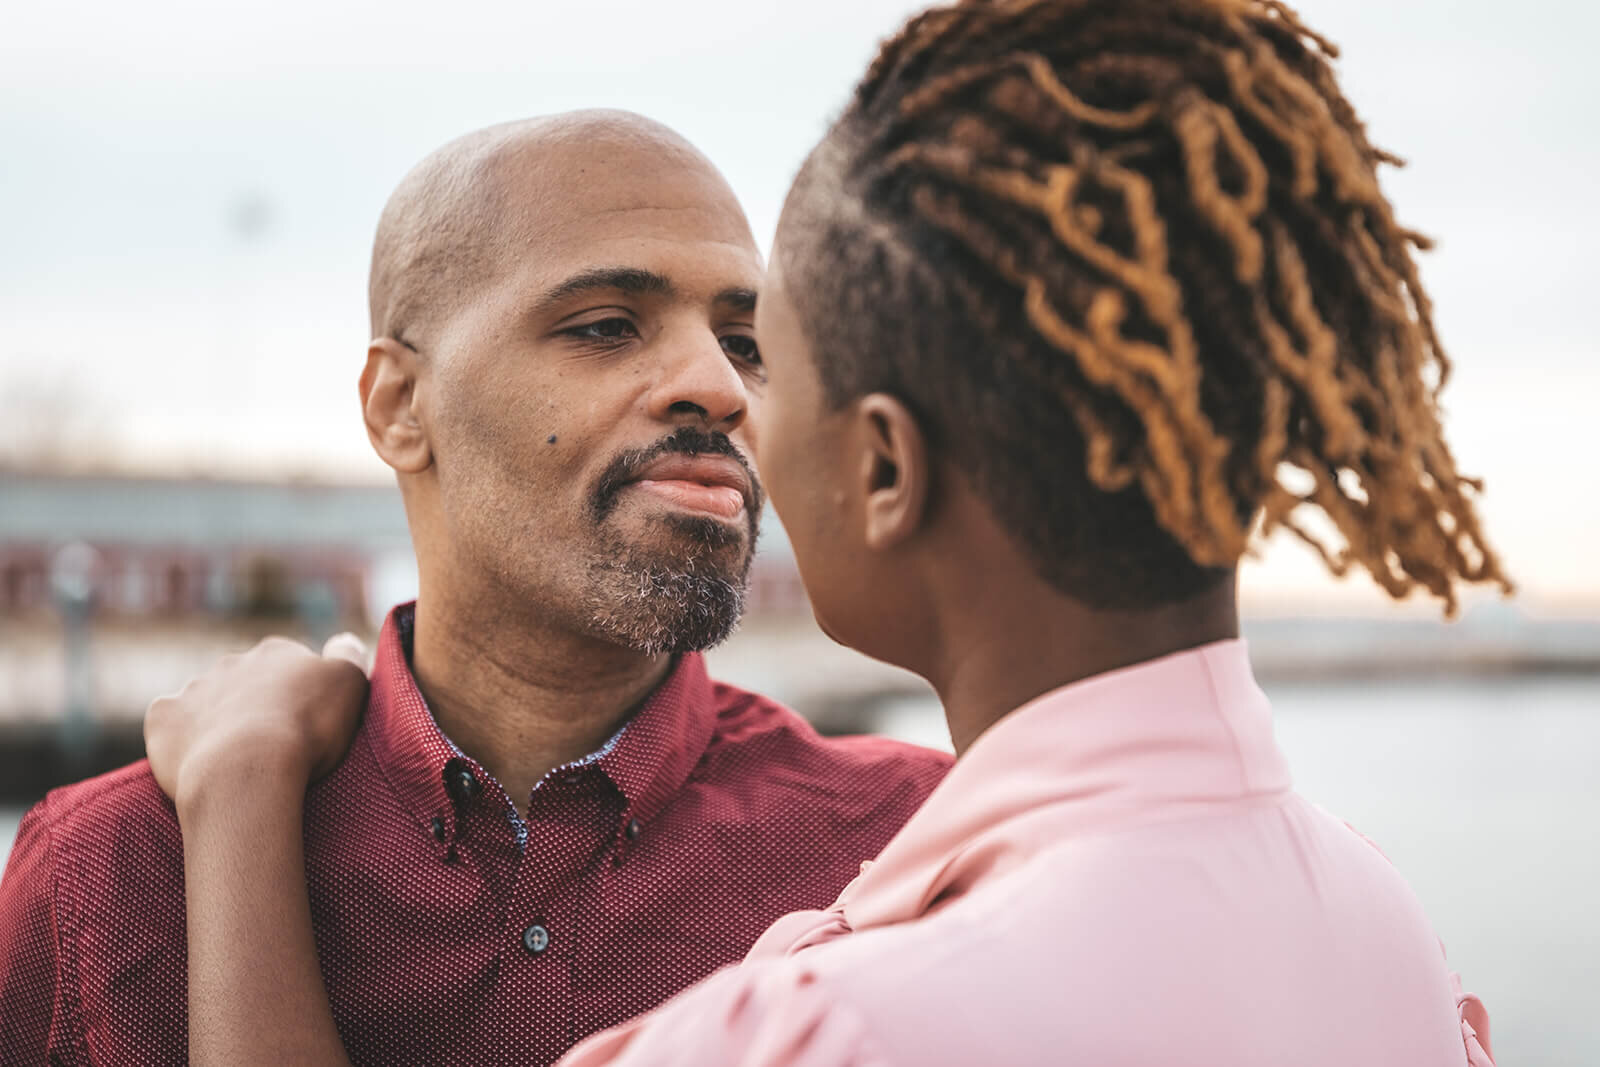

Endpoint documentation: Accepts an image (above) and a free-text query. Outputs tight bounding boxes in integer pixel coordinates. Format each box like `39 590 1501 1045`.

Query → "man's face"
415 144 766 654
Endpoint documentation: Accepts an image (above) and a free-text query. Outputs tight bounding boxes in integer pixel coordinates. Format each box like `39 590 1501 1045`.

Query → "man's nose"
650 330 748 433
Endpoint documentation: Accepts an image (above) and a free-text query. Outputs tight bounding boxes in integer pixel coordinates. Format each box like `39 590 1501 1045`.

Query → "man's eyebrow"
715 287 758 313
534 266 676 313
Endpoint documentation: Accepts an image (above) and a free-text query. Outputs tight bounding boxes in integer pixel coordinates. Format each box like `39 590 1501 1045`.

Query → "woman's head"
756 0 1510 657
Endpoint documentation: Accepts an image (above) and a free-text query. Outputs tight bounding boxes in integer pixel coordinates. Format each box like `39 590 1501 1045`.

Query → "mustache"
591 427 765 523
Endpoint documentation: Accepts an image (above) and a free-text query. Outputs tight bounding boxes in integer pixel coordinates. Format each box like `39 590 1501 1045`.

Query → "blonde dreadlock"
778 0 1510 613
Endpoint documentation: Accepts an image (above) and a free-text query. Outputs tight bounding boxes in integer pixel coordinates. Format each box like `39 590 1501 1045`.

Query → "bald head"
368 110 738 345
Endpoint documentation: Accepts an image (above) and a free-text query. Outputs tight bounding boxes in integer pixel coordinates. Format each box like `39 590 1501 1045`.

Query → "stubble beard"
583 514 757 656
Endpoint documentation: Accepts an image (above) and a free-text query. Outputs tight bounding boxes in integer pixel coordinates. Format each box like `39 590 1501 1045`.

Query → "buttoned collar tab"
595 652 717 827
364 605 469 856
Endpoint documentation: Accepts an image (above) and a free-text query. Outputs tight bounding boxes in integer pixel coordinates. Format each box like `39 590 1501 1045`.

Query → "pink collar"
838 639 1290 931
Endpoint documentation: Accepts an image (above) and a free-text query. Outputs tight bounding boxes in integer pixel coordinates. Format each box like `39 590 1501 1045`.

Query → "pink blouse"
561 640 1493 1066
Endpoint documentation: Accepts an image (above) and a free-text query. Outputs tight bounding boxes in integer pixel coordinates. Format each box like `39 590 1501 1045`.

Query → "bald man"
0 112 950 1067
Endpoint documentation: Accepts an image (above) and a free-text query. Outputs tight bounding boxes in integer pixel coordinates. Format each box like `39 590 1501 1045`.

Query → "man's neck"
409 595 672 809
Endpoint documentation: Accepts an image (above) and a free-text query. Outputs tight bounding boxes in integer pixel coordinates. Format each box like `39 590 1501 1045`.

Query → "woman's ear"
853 392 931 552
360 338 433 474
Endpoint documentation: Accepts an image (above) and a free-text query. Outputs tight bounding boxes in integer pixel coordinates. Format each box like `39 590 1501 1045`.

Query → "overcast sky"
2 0 1596 607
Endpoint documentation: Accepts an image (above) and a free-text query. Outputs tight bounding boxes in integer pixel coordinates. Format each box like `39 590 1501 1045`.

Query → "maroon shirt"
0 606 950 1066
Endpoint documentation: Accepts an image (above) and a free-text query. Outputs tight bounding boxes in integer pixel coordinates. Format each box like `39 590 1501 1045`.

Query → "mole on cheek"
547 435 558 445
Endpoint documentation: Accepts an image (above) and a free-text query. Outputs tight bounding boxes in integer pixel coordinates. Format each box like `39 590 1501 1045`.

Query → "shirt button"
522 923 551 955
625 818 642 840
443 758 482 805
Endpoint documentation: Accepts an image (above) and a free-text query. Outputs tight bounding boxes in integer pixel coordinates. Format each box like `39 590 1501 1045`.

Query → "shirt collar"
364 602 718 849
591 650 718 825
838 638 1291 931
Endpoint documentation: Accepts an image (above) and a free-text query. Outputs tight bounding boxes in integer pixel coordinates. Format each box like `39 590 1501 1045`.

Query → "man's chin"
584 523 754 657
661 512 748 550
583 564 749 656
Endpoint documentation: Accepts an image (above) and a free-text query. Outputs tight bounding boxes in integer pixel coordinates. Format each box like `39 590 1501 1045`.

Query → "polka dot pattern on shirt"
0 603 952 1066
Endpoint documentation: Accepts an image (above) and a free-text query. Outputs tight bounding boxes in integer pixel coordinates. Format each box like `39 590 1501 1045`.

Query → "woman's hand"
144 633 368 1067
144 634 371 813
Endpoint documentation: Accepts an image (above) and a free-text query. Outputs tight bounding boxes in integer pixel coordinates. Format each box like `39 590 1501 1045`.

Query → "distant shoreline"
1252 656 1600 684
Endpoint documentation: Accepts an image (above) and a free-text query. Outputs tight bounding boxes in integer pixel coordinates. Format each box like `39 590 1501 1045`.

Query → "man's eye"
567 318 638 342
721 334 763 367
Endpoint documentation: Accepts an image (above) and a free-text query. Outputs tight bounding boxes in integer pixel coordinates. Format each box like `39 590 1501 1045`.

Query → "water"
3 677 1596 1064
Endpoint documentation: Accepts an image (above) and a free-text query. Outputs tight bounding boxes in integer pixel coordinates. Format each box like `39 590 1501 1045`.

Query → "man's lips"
623 454 752 522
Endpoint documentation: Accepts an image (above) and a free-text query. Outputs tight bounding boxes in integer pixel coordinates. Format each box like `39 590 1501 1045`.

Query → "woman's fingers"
321 632 372 675
142 634 372 803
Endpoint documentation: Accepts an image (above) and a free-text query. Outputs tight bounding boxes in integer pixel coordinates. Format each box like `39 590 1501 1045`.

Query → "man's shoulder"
704 678 953 794
2 760 184 968
14 760 178 860
2 763 190 1061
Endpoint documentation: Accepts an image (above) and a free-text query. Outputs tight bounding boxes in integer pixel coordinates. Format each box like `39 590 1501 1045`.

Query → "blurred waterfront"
3 471 1597 784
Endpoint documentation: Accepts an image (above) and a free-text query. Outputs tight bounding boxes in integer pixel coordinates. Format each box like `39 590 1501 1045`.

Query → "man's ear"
360 338 432 474
853 392 931 552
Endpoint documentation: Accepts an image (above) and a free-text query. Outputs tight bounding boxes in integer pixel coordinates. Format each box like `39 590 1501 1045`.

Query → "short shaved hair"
367 110 716 346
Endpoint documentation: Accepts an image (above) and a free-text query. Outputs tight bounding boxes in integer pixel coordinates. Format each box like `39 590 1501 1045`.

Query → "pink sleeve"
1450 970 1494 1067
557 961 886 1067
742 861 867 963
1338 818 1494 1066
742 907 852 962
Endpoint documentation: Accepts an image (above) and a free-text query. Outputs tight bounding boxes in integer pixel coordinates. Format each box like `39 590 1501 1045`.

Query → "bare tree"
0 372 115 472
